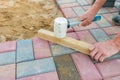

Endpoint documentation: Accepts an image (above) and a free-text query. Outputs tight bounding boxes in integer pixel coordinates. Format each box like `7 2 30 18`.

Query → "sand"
0 0 63 42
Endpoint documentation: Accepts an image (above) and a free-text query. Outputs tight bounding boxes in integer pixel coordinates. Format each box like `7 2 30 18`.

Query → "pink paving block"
103 26 120 35
67 32 79 40
60 2 79 8
86 0 92 4
102 13 115 26
76 30 96 44
32 37 51 59
105 76 120 80
0 41 16 53
61 8 77 18
73 22 98 31
67 27 74 33
0 64 15 80
95 59 120 79
106 7 118 13
17 71 59 80
71 53 102 80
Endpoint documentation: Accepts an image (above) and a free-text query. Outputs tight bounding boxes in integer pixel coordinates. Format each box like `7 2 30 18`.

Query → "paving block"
67 27 74 33
17 71 59 80
68 18 80 27
17 57 56 79
73 23 99 31
106 7 118 13
82 6 91 11
16 39 34 63
98 8 109 14
102 13 115 26
86 0 92 4
57 0 77 4
105 52 120 61
96 16 111 28
0 41 16 53
103 27 120 35
71 53 102 80
90 29 110 42
60 3 79 8
32 37 51 59
50 44 77 56
76 0 89 5
67 32 79 40
76 30 96 44
73 6 85 16
61 8 77 18
109 34 116 39
0 51 15 65
95 59 120 79
54 55 81 80
0 64 15 80
104 75 120 80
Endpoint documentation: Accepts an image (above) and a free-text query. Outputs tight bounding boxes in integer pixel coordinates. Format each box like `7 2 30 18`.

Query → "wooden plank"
38 29 92 55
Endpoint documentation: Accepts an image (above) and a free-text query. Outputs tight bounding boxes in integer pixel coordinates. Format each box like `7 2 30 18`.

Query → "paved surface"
0 0 120 80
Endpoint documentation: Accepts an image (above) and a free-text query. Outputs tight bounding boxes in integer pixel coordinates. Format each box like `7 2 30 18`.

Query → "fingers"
94 51 103 62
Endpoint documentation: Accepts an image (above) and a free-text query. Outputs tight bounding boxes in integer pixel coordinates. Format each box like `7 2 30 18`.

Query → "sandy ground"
0 0 63 42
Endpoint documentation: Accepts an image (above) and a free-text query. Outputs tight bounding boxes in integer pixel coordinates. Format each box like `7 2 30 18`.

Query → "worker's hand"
89 40 120 62
78 9 97 26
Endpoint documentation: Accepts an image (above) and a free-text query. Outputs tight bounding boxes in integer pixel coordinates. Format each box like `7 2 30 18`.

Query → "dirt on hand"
0 0 63 42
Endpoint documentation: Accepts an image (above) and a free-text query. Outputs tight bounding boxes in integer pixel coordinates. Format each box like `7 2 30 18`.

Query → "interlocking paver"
76 30 96 44
95 59 120 79
76 0 88 5
50 44 76 56
57 0 76 4
73 6 85 16
60 3 79 8
32 37 51 59
17 57 56 79
96 16 111 28
71 53 102 80
16 39 34 63
106 7 118 13
67 27 74 33
102 13 115 26
103 27 120 35
98 8 109 14
0 64 15 80
104 75 120 80
17 71 59 80
54 55 81 80
90 29 110 42
0 51 15 65
61 8 77 18
0 41 16 53
67 32 79 39
73 23 99 31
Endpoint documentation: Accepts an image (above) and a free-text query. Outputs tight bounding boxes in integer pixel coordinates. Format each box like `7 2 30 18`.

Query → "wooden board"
38 29 92 55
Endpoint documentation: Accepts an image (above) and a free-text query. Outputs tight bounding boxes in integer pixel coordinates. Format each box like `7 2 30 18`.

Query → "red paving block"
60 2 79 8
103 26 120 35
67 27 74 33
102 13 115 26
32 37 51 59
95 59 120 79
17 71 59 80
0 64 15 80
73 22 98 31
67 32 79 40
61 8 77 18
0 41 16 53
104 76 120 80
76 30 96 44
71 53 102 80
106 7 118 13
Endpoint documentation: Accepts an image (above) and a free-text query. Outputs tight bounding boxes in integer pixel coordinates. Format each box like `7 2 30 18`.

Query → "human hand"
89 40 120 62
78 9 97 26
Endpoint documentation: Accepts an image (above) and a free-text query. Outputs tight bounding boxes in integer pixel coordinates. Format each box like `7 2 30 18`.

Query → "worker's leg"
112 12 120 25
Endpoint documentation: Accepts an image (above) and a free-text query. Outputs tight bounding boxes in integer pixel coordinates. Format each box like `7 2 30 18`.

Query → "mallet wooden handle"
38 29 93 55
